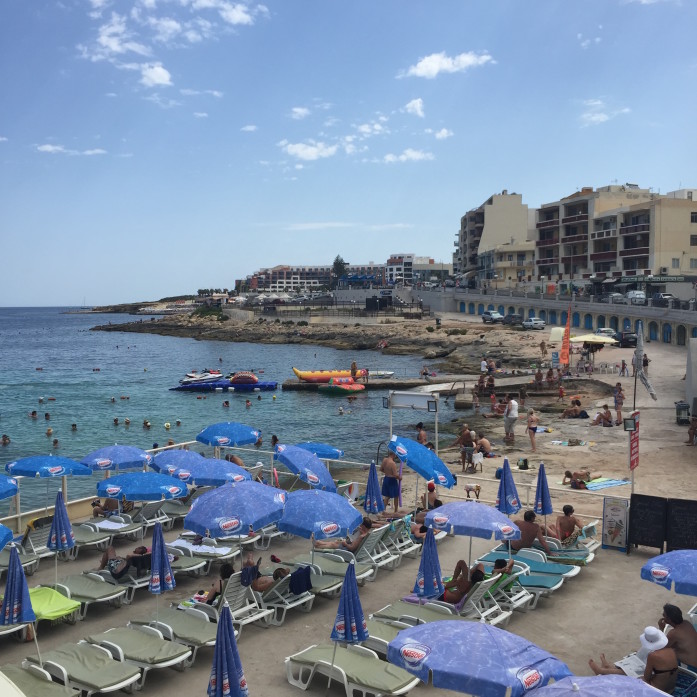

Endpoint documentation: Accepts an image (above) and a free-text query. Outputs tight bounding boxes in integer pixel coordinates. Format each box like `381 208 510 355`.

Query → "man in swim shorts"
380 451 402 513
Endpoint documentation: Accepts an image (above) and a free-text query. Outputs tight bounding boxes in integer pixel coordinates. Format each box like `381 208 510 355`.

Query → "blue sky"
1 0 694 306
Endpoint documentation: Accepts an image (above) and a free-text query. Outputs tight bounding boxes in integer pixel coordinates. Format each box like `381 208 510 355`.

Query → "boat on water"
171 380 277 392
318 377 366 396
292 367 394 383
179 368 223 385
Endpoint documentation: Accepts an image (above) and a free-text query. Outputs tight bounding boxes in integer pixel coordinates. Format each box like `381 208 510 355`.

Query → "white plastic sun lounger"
1 664 76 697
252 573 314 626
52 572 127 619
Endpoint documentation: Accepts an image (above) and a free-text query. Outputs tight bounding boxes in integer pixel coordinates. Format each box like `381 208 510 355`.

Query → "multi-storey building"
385 254 414 285
477 239 536 287
244 262 386 292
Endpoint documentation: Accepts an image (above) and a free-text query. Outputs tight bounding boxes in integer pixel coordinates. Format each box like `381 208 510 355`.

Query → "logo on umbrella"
165 465 177 474
432 514 449 528
144 454 152 463
96 459 112 469
6 462 17 471
274 492 286 504
334 615 345 638
497 522 516 537
48 466 65 475
437 473 448 485
216 437 231 445
151 572 160 592
106 486 121 496
277 444 286 453
233 474 246 482
396 445 407 456
416 573 425 591
650 565 670 582
320 521 340 536
178 471 191 481
517 667 543 691
219 517 242 533
306 470 320 485
400 642 431 667
8 478 16 485
507 494 519 508
167 486 182 495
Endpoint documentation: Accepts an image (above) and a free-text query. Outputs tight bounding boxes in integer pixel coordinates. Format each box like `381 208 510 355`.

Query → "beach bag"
517 458 529 470
495 467 503 480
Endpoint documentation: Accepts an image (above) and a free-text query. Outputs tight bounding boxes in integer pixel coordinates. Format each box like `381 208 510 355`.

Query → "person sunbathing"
474 435 492 456
204 562 234 605
561 399 582 418
660 604 697 671
314 517 374 552
97 545 152 580
242 553 290 593
590 405 614 427
562 470 602 486
511 511 551 554
438 561 485 604
414 482 442 523
556 505 584 547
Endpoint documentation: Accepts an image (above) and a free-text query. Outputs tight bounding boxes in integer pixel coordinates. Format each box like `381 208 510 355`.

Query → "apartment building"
385 254 414 285
477 239 536 287
244 262 386 291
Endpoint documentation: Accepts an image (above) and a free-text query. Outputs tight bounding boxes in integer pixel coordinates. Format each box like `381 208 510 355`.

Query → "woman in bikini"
527 409 539 452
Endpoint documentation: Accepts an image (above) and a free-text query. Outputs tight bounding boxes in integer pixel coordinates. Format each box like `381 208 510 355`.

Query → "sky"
1 0 695 306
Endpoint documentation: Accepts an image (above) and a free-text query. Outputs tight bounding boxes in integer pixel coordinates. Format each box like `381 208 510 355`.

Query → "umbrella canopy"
0 475 18 500
169 458 251 487
184 482 286 538
295 442 345 460
363 461 385 515
277 490 363 541
151 449 206 474
495 459 522 516
149 522 175 595
274 444 336 492
80 445 152 472
96 471 187 501
208 601 248 697
330 561 369 643
413 529 444 599
1 546 36 626
5 455 92 478
0 524 12 551
47 492 75 554
425 502 521 542
534 464 554 516
387 621 572 696
388 436 455 489
569 334 617 344
640 550 697 596
196 422 261 447
535 674 665 696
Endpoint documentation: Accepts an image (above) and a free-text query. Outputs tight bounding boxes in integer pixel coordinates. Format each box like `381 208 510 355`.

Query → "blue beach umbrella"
535 674 666 697
184 481 286 539
208 601 248 697
274 444 336 492
495 458 522 516
196 422 261 448
81 445 152 472
0 475 18 500
149 522 175 623
387 621 572 696
363 461 385 515
6 455 92 479
295 442 345 460
413 529 444 600
1 545 41 664
640 550 697 596
387 436 456 489
277 490 363 541
46 492 75 585
96 471 187 501
534 463 554 516
0 524 12 551
151 449 206 474
169 458 251 487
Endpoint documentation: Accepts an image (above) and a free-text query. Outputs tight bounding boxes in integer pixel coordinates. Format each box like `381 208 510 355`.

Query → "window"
672 258 680 269
691 212 697 223
507 254 513 262
691 235 697 246
691 259 697 270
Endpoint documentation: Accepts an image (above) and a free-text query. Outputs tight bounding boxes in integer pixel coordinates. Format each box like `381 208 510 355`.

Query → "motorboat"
179 369 223 385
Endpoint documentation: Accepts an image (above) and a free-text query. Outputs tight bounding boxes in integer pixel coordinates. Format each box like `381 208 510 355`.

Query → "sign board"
620 275 685 283
386 391 439 412
666 498 697 551
629 411 640 471
602 497 629 552
628 493 667 553
551 351 559 369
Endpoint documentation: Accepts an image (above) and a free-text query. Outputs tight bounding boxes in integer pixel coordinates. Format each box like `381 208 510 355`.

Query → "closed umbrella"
81 445 152 472
534 463 554 536
535 674 666 696
151 449 206 474
495 459 522 559
208 601 248 697
387 621 572 695
640 550 697 596
46 492 75 585
363 461 385 515
169 458 251 487
274 444 336 492
96 471 187 501
196 422 261 447
149 522 174 623
413 529 444 603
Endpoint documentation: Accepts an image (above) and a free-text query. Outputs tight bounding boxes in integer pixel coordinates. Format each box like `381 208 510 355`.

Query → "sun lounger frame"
53 572 127 620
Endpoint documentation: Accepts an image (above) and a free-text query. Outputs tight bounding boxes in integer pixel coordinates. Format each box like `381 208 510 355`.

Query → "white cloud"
577 31 602 49
434 128 453 139
147 16 182 43
384 148 434 163
83 148 108 155
180 88 223 97
219 3 254 25
37 144 69 154
90 13 151 61
580 98 631 127
278 139 338 161
405 98 424 118
144 93 181 108
140 62 172 87
355 121 388 138
36 144 107 156
0 136 7 142
290 107 310 120
241 124 257 132
400 51 493 79
193 111 208 118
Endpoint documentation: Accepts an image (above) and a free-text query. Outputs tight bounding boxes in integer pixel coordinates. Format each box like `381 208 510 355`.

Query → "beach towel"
289 566 312 595
550 440 590 447
584 478 630 491
535 426 553 433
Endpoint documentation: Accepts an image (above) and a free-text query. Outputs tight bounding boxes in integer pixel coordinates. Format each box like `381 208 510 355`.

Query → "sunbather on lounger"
438 561 485 604
242 553 290 592
91 497 118 518
556 505 584 547
511 511 551 554
660 604 697 671
97 545 152 580
314 517 373 552
204 562 234 605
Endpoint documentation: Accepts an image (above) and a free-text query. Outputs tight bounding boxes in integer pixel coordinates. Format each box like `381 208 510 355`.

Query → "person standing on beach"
416 422 427 445
380 451 401 513
540 340 547 358
503 393 518 444
643 354 651 375
527 409 539 452
614 383 625 425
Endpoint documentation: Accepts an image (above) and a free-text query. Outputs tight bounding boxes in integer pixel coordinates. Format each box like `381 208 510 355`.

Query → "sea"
0 307 457 513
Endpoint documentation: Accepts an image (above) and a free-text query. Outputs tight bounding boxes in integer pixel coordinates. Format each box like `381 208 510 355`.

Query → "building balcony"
590 228 617 240
619 246 650 258
620 223 650 235
561 233 587 244
561 254 587 264
453 241 459 248
561 213 589 224
536 218 560 229
536 238 559 247
536 258 559 266
589 251 617 262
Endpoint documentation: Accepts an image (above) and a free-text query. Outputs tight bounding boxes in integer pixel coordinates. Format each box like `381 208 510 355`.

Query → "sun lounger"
478 561 564 609
291 553 375 585
121 501 172 535
129 606 218 667
371 599 459 626
0 664 76 697
93 568 151 604
285 643 420 697
487 569 534 613
428 576 513 627
26 587 80 632
382 518 421 560
165 545 207 577
361 620 402 655
159 486 212 526
479 550 580 578
88 516 142 541
0 622 29 641
510 547 585 574
83 626 192 688
168 537 239 574
0 546 39 577
252 572 314 626
493 541 593 566
52 573 127 620
354 525 401 572
21 523 56 561
24 642 141 697
266 563 343 598
253 523 287 550
66 525 111 560
674 665 697 697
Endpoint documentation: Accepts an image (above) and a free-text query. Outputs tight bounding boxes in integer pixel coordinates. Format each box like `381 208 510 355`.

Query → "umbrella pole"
324 642 339 694
32 627 42 666
54 553 58 587
468 536 472 568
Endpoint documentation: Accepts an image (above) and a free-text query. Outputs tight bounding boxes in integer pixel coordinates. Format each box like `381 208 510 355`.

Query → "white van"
626 290 646 305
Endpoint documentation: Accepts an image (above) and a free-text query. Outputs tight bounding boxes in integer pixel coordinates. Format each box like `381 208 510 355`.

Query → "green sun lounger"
286 643 420 697
25 643 141 697
26 587 80 630
0 547 39 576
0 664 76 697
84 626 192 688
53 573 127 619
291 553 374 584
67 525 111 559
371 599 460 626
361 620 401 655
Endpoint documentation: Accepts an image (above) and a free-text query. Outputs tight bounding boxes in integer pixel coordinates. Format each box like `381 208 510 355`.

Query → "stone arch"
498 305 505 315
487 303 495 311
609 316 619 331
623 317 631 330
648 321 658 341
508 306 516 315
597 315 606 329
468 302 475 315
584 314 593 330
549 310 558 325
529 309 536 318
572 312 580 328
677 325 687 346
539 310 547 322
477 303 484 315
662 323 672 344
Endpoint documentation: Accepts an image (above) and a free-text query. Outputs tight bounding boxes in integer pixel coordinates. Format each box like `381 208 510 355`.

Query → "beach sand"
2 330 694 696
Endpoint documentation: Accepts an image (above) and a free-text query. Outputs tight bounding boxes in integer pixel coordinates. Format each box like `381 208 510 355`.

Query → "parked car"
599 293 626 304
613 331 638 348
626 290 646 305
595 328 617 338
482 310 504 324
652 292 677 307
444 279 456 288
522 317 546 330
502 313 523 326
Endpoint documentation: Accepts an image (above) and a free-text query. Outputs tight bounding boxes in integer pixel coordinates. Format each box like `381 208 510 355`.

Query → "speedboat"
179 369 223 385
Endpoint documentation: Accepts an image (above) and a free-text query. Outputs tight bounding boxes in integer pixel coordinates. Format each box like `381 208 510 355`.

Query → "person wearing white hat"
589 625 678 693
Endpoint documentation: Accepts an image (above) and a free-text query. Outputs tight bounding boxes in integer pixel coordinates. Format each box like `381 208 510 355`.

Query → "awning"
602 278 618 284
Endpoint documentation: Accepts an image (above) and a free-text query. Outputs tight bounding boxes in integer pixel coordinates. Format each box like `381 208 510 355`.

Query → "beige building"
478 239 536 287
453 191 530 277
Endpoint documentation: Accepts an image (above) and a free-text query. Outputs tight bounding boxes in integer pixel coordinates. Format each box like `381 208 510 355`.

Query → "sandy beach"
2 318 695 696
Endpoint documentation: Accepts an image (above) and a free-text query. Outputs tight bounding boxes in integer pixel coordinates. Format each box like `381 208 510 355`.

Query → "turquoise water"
0 307 450 511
